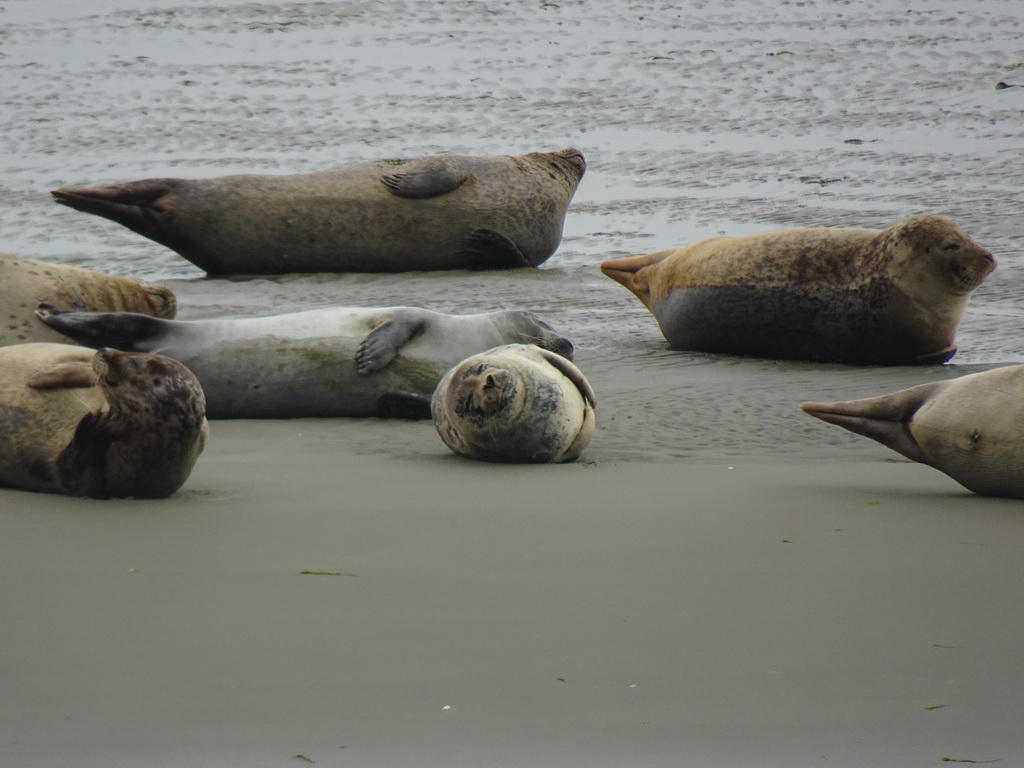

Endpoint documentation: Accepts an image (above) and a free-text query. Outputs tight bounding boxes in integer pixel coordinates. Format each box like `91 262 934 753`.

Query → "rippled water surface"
1 0 1022 460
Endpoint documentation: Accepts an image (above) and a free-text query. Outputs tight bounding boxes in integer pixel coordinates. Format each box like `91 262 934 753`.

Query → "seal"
801 366 1024 498
431 343 596 463
0 343 208 498
0 251 175 346
37 305 575 420
601 215 995 365
51 148 587 275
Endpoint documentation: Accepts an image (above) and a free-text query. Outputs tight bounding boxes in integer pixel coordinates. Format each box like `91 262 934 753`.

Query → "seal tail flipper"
599 251 674 311
799 381 948 463
51 179 175 241
35 306 165 351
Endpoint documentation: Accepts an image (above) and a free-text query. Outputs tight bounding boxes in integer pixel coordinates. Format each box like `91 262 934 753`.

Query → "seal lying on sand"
0 251 175 346
431 344 596 463
38 305 574 420
0 344 207 498
51 148 587 275
801 366 1024 498
601 215 995 365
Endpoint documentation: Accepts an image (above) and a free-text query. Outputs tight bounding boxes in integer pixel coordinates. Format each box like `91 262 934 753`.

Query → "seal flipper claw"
376 391 433 420
464 228 530 269
380 160 469 199
356 314 428 374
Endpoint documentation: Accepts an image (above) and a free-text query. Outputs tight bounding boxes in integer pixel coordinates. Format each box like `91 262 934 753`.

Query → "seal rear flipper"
51 179 175 241
376 391 433 420
36 306 164 351
55 410 126 498
28 361 95 389
799 382 949 463
356 314 428 373
599 251 674 311
464 228 530 269
380 160 470 199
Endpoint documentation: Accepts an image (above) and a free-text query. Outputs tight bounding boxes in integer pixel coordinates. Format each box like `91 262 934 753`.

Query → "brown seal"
431 343 596 463
0 251 175 346
51 148 587 275
0 343 208 498
601 215 995 365
802 365 1024 498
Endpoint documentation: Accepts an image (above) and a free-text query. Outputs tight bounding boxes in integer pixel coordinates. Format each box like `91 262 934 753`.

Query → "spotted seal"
0 251 175 346
431 343 596 463
51 148 587 274
802 366 1024 498
0 343 207 498
37 305 574 419
601 215 995 365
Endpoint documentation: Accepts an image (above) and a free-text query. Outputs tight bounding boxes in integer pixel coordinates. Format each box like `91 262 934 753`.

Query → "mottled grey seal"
801 366 1024 498
0 343 207 498
601 215 995 365
0 251 175 346
37 305 574 420
431 343 596 463
51 148 587 275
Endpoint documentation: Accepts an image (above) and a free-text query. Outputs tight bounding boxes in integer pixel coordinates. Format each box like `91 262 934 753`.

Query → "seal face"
51 148 587 274
601 215 995 365
0 251 175 346
801 366 1024 498
37 305 575 420
0 343 207 499
431 343 597 463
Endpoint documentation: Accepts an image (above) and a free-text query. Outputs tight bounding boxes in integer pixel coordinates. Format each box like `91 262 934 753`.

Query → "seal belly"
653 286 941 365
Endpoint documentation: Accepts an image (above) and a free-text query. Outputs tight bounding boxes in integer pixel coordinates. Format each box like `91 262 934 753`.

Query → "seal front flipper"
28 361 95 389
356 314 428 374
36 307 165 351
380 159 470 199
51 179 177 243
464 228 530 269
55 410 127 498
376 391 432 420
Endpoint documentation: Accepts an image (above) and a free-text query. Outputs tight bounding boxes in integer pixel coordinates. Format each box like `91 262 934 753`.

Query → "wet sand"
2 0 1024 766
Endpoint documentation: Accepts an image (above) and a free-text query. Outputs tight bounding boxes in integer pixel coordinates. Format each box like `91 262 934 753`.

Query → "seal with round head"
601 215 995 365
0 343 207 498
801 365 1024 498
431 343 596 463
51 148 587 274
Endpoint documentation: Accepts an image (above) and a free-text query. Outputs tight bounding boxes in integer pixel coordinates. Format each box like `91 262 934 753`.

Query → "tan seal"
431 343 596 463
802 366 1024 498
0 343 208 498
601 215 995 365
0 251 175 346
51 148 587 275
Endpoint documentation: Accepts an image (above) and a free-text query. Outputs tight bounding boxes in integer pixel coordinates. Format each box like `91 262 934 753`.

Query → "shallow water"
1 0 1023 462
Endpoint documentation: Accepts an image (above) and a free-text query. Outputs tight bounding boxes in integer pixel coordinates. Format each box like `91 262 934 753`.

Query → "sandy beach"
2 1 1023 766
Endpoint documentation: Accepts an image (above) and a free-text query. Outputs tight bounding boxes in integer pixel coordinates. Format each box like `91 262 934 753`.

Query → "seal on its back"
0 343 207 498
601 215 995 365
0 251 175 346
431 343 596 463
37 305 574 420
801 366 1024 498
51 148 587 275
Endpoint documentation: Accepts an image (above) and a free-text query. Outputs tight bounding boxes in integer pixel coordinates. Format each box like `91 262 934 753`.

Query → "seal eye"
942 242 961 252
128 357 141 370
153 378 162 387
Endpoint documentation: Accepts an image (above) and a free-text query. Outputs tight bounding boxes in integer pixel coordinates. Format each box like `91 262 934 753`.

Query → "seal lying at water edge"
431 343 596 463
801 366 1024 499
0 251 175 346
51 148 587 275
0 344 207 498
601 215 995 365
38 305 574 419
